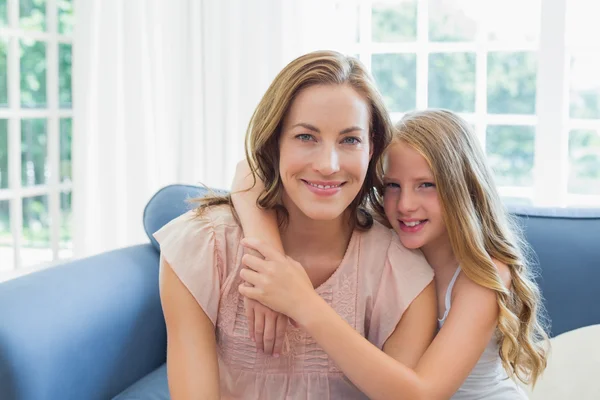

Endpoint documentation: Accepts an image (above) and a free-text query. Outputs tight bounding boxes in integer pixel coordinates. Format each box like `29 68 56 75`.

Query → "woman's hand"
238 238 319 325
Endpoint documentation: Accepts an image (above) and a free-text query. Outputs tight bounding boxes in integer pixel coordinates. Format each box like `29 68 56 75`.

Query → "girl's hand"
238 238 318 325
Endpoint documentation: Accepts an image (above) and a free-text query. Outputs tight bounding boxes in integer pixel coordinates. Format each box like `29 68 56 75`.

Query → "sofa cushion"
509 206 600 337
112 363 169 400
523 324 600 399
143 185 227 251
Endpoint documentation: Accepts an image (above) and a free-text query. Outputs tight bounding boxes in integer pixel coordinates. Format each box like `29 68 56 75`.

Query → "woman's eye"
296 134 315 142
342 136 361 145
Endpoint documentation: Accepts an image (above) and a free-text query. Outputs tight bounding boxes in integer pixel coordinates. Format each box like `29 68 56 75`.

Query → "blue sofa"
1 184 599 400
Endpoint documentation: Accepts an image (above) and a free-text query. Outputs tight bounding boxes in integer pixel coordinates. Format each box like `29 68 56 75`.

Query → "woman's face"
278 84 372 223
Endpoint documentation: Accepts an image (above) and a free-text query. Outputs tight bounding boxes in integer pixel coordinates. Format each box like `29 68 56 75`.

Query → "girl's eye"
342 136 361 145
296 134 315 142
384 182 400 190
421 182 435 188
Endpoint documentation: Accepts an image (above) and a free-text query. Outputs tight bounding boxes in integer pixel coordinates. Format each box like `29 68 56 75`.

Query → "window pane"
0 39 7 107
485 0 540 42
428 0 478 42
22 194 52 267
60 118 71 182
0 200 12 271
0 119 7 189
21 118 47 187
20 39 47 108
569 129 600 195
428 52 475 112
372 1 417 43
486 125 535 187
0 0 7 27
487 52 537 115
372 53 416 113
60 190 72 259
569 52 600 120
567 0 600 48
59 43 71 108
58 0 73 35
20 0 46 32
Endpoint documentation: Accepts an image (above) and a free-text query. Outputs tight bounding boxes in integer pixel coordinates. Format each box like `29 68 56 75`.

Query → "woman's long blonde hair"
194 50 393 228
394 109 549 385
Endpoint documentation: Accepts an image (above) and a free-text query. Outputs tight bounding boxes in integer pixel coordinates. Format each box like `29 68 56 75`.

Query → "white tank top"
438 267 528 399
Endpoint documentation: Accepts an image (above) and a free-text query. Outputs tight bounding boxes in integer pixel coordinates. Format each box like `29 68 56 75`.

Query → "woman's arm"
160 258 220 399
240 239 502 400
230 159 287 355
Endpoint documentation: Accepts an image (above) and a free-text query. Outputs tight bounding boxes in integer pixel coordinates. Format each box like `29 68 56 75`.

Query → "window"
334 0 600 208
0 0 73 273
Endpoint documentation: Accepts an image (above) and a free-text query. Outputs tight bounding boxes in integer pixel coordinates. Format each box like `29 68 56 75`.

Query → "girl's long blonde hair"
394 109 549 385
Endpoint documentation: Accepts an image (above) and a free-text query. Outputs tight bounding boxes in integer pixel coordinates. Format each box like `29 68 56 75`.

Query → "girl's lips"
302 180 344 197
398 219 428 233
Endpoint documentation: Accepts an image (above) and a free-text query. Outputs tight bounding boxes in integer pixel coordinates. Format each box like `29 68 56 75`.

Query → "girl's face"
383 141 448 250
278 84 372 223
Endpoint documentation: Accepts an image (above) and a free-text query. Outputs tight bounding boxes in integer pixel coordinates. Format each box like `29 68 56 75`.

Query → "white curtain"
72 0 351 258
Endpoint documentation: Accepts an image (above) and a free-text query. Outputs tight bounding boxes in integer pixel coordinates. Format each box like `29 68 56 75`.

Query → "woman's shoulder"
363 220 429 262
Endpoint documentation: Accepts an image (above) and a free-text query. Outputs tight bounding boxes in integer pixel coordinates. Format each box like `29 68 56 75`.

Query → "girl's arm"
160 259 220 399
240 239 503 400
230 159 287 356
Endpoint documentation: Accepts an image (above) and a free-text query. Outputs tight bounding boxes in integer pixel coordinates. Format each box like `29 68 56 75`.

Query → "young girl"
234 109 549 399
154 51 437 399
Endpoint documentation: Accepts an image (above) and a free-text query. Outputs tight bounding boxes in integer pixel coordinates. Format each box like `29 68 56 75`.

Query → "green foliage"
372 53 417 112
486 125 535 187
372 2 417 42
428 52 476 112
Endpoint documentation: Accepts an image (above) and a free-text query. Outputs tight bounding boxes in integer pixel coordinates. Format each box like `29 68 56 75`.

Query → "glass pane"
372 53 417 113
372 1 417 43
58 0 73 35
0 200 12 271
60 118 71 182
567 0 600 47
60 190 72 259
569 129 600 195
0 119 7 189
20 39 47 108
0 0 7 27
428 52 475 112
22 194 52 267
21 118 47 187
485 0 540 42
20 0 46 32
487 52 537 115
59 43 71 108
486 125 535 187
428 0 479 42
0 39 7 107
570 52 600 120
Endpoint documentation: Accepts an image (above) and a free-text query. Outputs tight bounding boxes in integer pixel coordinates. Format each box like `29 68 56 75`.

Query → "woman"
154 51 436 399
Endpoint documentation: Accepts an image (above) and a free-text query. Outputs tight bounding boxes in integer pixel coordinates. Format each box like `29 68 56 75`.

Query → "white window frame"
337 0 600 208
0 0 73 271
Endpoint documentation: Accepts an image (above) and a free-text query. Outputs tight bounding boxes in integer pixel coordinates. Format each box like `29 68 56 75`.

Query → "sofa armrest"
0 244 166 400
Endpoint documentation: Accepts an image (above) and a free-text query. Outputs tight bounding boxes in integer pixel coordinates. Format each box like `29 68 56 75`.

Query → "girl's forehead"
383 142 434 177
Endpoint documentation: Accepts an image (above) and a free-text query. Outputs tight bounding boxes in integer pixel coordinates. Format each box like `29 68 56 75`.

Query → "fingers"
241 238 283 261
241 253 268 273
239 267 262 287
254 311 265 353
273 314 288 357
263 314 276 355
244 296 255 342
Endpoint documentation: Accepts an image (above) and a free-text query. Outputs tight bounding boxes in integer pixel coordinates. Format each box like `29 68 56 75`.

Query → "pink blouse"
154 205 433 400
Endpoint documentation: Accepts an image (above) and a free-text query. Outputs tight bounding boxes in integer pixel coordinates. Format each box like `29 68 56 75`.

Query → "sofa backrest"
144 184 600 338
